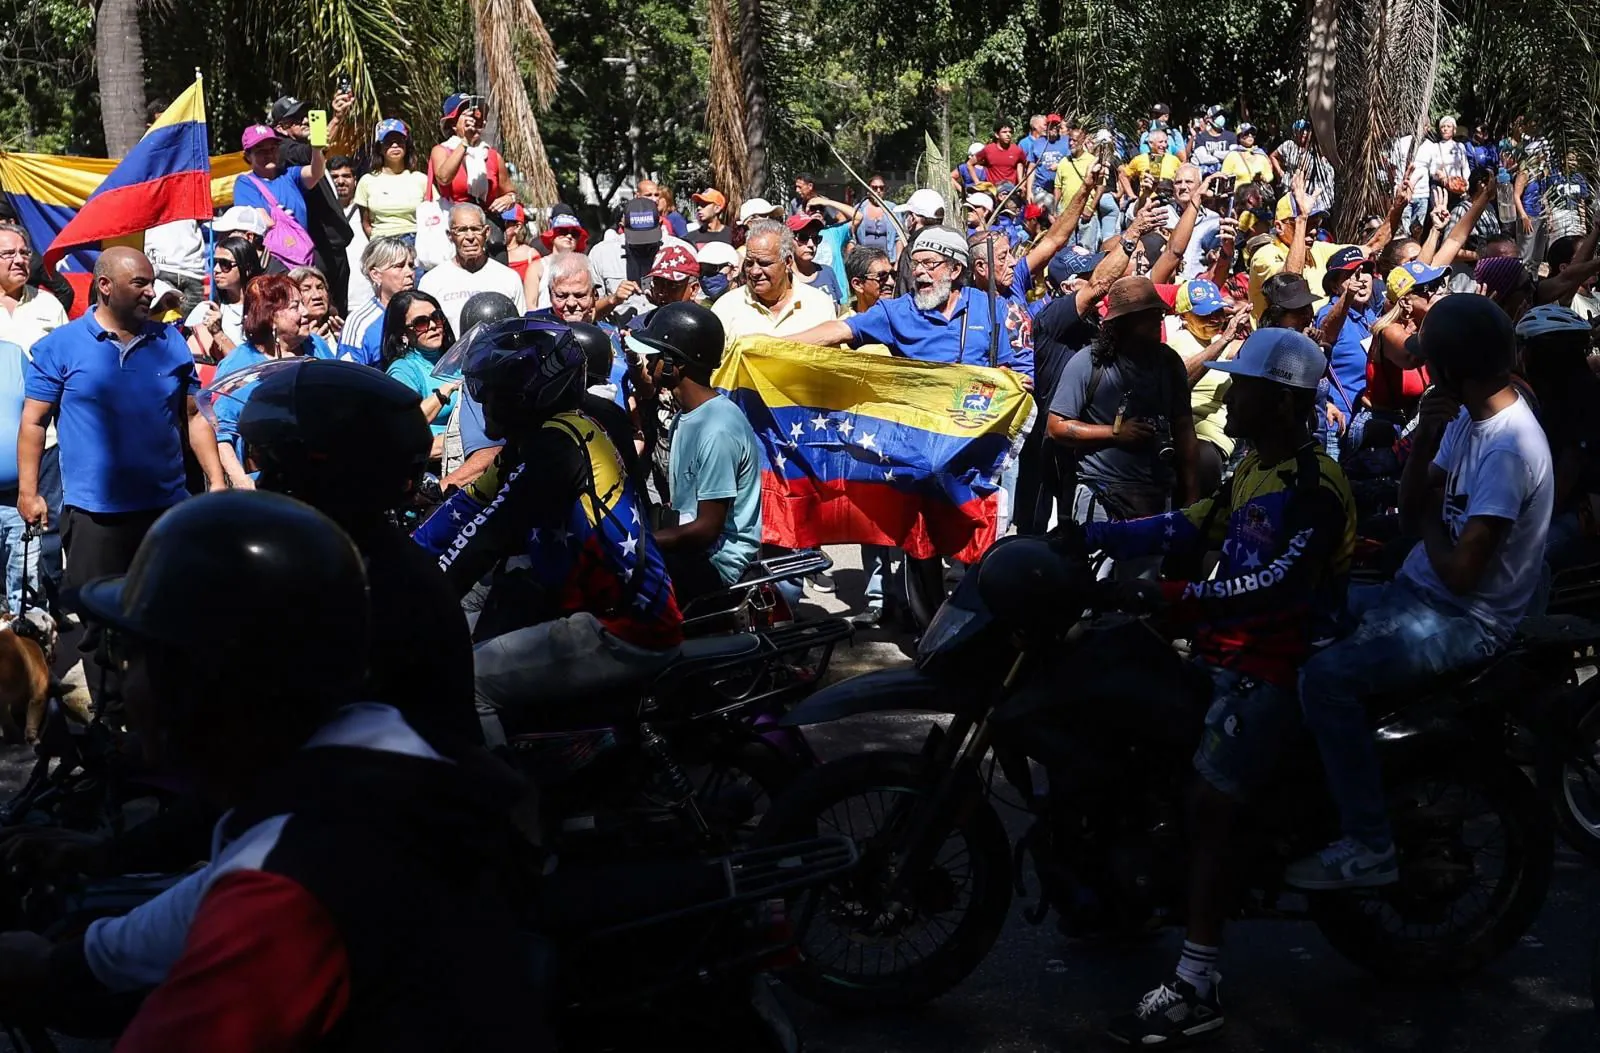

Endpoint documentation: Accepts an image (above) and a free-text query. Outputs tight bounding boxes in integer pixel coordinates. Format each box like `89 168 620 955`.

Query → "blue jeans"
0 506 38 615
1298 580 1498 850
861 545 896 610
1401 197 1430 236
1080 193 1122 249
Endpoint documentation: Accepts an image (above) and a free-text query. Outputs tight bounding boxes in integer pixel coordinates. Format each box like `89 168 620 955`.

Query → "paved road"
2 546 1596 1051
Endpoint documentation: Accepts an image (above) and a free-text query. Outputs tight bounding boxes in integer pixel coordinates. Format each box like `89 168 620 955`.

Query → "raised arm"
1428 178 1498 270
1022 163 1105 277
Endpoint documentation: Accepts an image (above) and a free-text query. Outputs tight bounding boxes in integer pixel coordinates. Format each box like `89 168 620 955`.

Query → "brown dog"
0 611 85 744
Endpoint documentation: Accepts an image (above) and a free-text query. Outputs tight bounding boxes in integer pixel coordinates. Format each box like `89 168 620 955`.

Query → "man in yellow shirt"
1119 129 1181 200
1246 185 1354 321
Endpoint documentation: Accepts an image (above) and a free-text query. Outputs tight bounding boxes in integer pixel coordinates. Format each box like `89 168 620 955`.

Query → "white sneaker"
1285 837 1398 890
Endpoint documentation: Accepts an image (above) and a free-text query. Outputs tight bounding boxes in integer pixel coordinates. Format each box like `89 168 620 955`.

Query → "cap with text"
1206 328 1325 390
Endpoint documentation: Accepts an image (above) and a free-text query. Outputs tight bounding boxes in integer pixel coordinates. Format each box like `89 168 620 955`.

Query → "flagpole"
196 69 215 306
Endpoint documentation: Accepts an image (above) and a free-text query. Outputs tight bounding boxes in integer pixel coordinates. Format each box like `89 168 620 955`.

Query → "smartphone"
307 109 329 149
336 72 352 95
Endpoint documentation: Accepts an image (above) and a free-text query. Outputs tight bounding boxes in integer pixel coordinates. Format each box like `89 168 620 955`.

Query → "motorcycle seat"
659 633 763 679
1515 614 1600 651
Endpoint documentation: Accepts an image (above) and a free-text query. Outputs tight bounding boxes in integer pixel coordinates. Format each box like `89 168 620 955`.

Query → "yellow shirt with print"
1221 149 1273 184
1122 152 1181 183
1166 326 1236 457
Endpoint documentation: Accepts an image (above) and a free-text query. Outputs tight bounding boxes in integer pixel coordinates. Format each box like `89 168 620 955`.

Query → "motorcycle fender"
1373 698 1478 748
777 667 949 728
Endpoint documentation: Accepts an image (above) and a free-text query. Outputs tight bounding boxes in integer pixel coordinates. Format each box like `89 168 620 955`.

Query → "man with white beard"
787 228 1031 375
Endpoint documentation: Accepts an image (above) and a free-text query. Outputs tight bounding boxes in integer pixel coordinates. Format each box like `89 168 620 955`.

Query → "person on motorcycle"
239 358 482 753
629 302 762 604
0 492 533 1049
412 317 682 743
1098 328 1357 1045
1289 294 1552 890
1515 303 1600 572
440 290 523 490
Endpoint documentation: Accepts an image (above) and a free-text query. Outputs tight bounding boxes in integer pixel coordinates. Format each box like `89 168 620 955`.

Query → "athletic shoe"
1284 837 1398 890
807 571 835 594
850 607 881 628
1107 976 1223 1045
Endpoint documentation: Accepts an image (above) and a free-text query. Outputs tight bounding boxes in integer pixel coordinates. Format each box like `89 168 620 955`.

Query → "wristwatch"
432 387 448 403
1120 238 1138 255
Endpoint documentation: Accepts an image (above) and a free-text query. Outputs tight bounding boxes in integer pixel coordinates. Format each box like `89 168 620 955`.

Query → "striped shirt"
337 297 386 366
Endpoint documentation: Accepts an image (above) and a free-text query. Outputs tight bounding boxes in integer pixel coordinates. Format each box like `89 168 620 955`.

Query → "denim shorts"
1192 665 1303 799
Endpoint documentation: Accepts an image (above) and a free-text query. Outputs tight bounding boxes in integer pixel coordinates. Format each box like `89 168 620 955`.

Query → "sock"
1175 941 1219 998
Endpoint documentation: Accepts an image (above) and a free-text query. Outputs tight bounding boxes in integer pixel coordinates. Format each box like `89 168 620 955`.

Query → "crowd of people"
0 84 1594 1048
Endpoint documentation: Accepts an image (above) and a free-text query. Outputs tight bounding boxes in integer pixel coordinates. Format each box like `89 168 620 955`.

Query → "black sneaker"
1107 976 1223 1046
850 607 881 628
807 571 836 594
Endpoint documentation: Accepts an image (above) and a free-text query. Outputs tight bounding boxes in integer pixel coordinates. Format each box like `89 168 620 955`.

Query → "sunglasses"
864 271 896 285
214 259 237 272
794 231 820 244
408 311 445 334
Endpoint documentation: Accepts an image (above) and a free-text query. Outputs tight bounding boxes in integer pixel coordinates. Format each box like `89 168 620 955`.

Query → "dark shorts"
1192 665 1302 799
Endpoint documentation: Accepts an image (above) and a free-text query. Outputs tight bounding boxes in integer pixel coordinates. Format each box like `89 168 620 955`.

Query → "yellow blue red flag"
713 336 1034 562
0 76 248 271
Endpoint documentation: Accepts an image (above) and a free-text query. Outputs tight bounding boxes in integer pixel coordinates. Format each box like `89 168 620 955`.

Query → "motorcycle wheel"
755 750 1012 1012
1310 748 1552 979
692 738 805 841
900 557 947 634
1535 680 1600 864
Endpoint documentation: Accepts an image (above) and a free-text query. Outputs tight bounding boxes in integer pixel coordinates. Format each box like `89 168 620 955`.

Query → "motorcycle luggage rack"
737 549 833 589
591 834 858 935
666 617 855 719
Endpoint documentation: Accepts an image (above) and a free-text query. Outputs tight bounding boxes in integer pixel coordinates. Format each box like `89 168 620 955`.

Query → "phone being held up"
307 109 329 149
336 71 352 95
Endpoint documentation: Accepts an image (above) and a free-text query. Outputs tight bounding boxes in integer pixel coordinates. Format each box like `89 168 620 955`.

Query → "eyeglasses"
407 311 445 334
910 256 952 273
869 185 887 194
0 249 32 262
214 259 238 272
864 271 896 286
450 225 488 237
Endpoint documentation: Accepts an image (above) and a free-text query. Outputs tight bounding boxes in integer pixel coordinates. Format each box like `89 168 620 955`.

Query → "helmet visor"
196 358 308 427
441 317 576 401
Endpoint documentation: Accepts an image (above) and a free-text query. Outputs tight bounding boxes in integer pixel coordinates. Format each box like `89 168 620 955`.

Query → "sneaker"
807 571 836 594
850 607 881 629
1107 976 1223 1046
1284 837 1398 891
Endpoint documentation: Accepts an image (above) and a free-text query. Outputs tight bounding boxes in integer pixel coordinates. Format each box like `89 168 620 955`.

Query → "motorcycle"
755 526 1566 1011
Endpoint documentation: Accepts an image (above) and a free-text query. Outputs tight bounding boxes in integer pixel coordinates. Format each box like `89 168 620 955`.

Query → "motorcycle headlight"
917 605 976 662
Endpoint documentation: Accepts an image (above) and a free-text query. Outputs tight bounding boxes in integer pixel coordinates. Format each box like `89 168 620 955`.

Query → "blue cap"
1291 118 1310 132
1176 279 1226 316
374 118 409 142
1046 247 1104 285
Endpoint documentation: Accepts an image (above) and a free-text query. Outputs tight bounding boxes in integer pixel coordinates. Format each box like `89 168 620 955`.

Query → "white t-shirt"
417 256 527 336
144 220 206 280
1428 139 1470 184
1397 394 1553 642
1390 136 1429 198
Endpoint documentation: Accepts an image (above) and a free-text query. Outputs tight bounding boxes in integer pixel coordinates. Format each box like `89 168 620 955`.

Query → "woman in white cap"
950 143 989 200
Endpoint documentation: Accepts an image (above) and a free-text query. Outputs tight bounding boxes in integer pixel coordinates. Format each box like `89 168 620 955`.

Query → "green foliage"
0 0 101 152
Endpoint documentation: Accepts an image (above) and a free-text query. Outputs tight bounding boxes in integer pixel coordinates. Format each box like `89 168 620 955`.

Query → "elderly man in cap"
688 189 733 246
591 197 693 323
1046 275 1199 573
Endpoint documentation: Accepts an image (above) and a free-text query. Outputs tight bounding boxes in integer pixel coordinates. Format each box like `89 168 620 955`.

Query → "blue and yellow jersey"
1087 447 1355 685
416 409 682 650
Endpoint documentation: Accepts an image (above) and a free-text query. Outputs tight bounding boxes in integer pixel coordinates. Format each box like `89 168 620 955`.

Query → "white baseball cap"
910 227 969 268
1206 328 1326 390
967 142 985 157
966 192 995 211
214 205 269 236
696 240 739 268
737 197 782 224
895 189 946 221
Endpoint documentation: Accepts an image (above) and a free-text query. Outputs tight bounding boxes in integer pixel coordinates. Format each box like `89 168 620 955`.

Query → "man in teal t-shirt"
628 302 762 604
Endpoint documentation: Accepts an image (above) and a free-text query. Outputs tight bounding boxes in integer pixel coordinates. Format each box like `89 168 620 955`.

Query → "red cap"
785 213 824 233
648 243 699 282
1046 113 1063 125
1023 203 1045 221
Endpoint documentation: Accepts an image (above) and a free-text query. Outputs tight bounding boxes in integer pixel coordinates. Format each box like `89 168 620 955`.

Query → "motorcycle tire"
694 737 807 838
900 557 947 634
1310 747 1552 979
755 750 1012 1012
1534 679 1600 864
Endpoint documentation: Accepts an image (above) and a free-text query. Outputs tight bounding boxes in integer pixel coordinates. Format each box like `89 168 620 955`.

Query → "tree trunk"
95 0 146 158
706 0 748 216
738 0 767 197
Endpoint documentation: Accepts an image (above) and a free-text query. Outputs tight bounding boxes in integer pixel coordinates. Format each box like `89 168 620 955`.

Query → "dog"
0 608 85 744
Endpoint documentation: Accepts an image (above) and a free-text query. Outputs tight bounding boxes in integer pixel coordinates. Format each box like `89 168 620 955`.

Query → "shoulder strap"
1084 362 1105 409
244 174 280 211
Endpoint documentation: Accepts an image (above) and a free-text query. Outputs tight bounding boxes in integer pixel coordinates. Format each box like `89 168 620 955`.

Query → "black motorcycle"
756 527 1570 1011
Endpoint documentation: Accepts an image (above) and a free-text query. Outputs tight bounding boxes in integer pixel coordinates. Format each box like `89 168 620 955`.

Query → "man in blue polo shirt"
788 228 1033 379
18 247 223 639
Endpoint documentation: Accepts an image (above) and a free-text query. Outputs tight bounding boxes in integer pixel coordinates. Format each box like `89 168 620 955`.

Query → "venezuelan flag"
0 77 248 271
713 336 1035 562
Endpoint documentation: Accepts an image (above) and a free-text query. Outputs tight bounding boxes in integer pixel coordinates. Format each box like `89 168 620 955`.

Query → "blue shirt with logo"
233 168 310 232
26 313 197 513
845 286 1034 379
1034 136 1071 190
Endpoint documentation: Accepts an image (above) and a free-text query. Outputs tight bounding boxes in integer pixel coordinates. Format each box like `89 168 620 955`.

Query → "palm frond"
473 0 559 206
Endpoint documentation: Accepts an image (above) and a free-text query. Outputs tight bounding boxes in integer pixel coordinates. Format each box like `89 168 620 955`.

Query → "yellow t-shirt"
1246 238 1352 320
1221 149 1273 184
1167 326 1236 456
1122 152 1181 183
353 170 429 238
1055 152 1099 205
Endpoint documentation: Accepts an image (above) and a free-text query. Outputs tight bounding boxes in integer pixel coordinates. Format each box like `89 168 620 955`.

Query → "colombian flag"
713 336 1035 562
0 77 246 272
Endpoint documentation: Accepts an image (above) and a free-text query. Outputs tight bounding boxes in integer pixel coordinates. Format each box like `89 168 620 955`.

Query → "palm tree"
707 0 748 214
738 0 768 197
471 0 561 207
95 0 147 156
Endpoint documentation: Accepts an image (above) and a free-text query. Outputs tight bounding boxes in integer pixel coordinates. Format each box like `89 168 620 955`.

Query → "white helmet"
1515 303 1592 340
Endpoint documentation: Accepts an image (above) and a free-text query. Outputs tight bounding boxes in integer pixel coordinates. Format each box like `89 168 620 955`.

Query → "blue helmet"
452 317 585 419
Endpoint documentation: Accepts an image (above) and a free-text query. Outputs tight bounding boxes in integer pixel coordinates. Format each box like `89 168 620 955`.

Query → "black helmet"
975 535 1089 628
457 316 585 418
628 301 725 374
77 491 369 687
1418 293 1516 385
569 322 617 387
239 359 431 519
459 291 521 334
